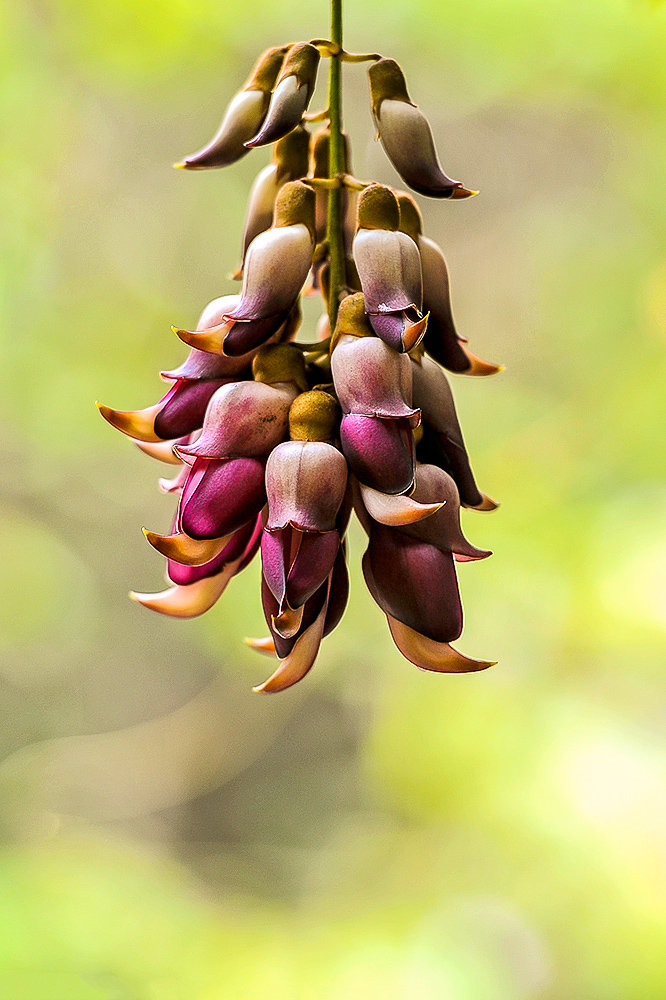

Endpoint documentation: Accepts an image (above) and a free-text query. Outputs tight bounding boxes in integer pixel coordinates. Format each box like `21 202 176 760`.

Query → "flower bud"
177 46 288 170
246 42 321 148
353 185 426 352
288 390 340 442
368 58 475 199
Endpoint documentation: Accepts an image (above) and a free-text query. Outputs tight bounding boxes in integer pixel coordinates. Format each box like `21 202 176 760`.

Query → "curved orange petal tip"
450 186 479 199
387 615 496 673
142 528 232 567
254 605 326 693
244 636 277 657
402 312 429 352
173 161 187 169
134 439 181 465
96 401 162 442
360 482 444 526
272 603 304 639
462 348 503 377
465 493 500 512
129 564 236 618
171 322 230 354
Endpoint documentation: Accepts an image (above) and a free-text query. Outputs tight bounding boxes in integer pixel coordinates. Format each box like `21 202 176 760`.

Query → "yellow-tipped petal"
450 186 479 199
465 492 500 512
134 439 181 465
387 615 496 673
129 563 238 618
462 347 503 377
142 529 232 567
254 605 326 693
360 483 444 526
272 604 304 639
171 322 230 354
403 312 429 352
96 401 162 442
244 636 277 657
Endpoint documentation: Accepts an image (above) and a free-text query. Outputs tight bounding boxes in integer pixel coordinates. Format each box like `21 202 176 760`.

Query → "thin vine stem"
325 0 346 331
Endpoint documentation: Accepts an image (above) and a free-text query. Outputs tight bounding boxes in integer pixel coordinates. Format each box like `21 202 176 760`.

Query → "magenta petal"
340 414 415 494
222 313 287 356
180 457 266 539
363 525 463 643
238 513 263 571
162 348 252 382
261 571 329 659
154 379 228 440
261 527 288 605
366 313 404 352
286 530 339 609
323 547 349 637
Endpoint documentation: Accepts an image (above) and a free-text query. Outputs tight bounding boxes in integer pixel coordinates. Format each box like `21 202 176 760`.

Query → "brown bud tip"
274 179 316 234
252 343 308 391
277 42 320 87
245 45 290 93
356 183 400 232
310 127 350 177
289 390 340 442
396 191 423 240
331 292 375 350
450 186 479 200
368 58 412 115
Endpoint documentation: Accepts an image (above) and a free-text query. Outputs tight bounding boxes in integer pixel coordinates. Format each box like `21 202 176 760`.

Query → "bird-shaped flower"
176 46 289 170
368 58 476 199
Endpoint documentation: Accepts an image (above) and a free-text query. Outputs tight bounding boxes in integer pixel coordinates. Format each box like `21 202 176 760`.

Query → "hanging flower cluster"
98 38 501 692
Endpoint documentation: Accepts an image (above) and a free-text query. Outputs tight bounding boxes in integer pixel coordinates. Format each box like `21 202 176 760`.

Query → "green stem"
326 0 345 332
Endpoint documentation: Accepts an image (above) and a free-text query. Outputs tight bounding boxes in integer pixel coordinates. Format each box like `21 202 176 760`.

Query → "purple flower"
245 43 321 148
176 46 288 170
368 59 476 200
352 185 428 353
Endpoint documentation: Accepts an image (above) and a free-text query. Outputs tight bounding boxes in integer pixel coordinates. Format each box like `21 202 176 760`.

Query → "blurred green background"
1 0 665 996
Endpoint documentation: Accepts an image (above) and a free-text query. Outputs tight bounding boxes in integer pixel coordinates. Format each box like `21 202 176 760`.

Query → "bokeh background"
2 0 665 996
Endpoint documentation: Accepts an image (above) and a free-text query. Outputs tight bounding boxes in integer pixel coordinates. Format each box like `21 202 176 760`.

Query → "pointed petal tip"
402 312 429 352
387 615 496 673
462 349 504 377
96 401 161 442
245 636 277 657
134 439 181 464
467 493 500 512
128 569 232 617
171 324 227 353
143 529 231 566
451 186 479 200
360 483 444 526
173 161 187 170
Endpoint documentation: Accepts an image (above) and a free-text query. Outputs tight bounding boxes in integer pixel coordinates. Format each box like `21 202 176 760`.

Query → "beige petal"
387 615 496 673
134 439 181 464
254 604 327 693
272 603 304 639
464 493 500 512
142 529 232 567
244 636 277 657
171 321 231 355
96 401 162 442
359 482 443 526
461 347 503 376
130 561 239 618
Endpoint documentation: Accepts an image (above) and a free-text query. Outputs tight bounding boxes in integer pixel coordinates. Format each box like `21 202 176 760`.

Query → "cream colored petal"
171 321 230 355
461 347 504 377
96 401 162 442
134 439 181 464
272 603 304 639
464 493 500 512
254 604 326 693
387 615 496 672
142 529 232 567
359 482 443 526
130 561 239 618
244 636 277 657
237 224 314 317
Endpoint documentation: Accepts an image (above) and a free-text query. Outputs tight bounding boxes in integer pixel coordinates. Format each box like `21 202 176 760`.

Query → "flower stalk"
325 0 346 330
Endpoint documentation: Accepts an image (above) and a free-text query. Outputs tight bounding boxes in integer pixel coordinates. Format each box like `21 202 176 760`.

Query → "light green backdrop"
1 0 665 997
